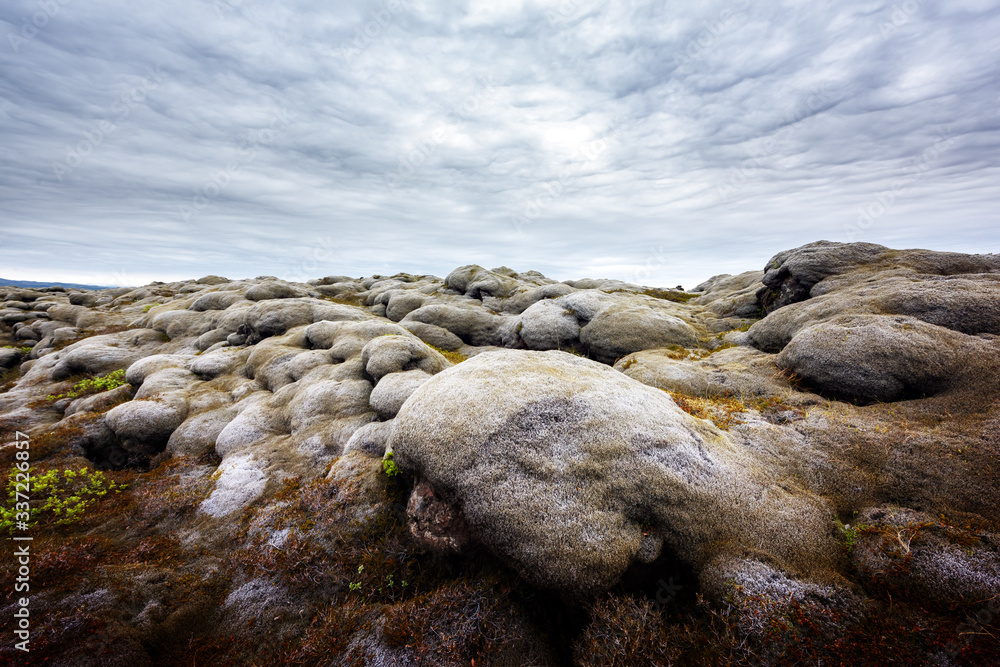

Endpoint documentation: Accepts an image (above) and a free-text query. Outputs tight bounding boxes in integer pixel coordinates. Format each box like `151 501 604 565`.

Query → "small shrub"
142 302 161 312
837 519 863 555
1 466 127 532
382 452 401 478
46 369 127 402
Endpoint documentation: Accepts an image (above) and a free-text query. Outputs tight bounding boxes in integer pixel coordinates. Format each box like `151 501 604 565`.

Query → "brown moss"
573 585 1000 667
225 476 421 601
379 576 528 665
17 536 114 594
772 364 807 391
0 416 94 469
850 512 991 612
574 595 684 666
0 365 21 393
117 461 214 531
85 323 135 336
280 600 372 665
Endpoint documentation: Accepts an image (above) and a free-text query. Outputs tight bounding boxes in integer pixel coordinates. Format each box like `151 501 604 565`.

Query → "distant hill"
0 277 112 290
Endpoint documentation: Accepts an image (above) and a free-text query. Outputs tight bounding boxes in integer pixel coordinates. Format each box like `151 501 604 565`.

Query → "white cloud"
1 0 998 288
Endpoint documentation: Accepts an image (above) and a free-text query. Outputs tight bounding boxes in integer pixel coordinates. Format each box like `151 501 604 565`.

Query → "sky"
1 0 998 290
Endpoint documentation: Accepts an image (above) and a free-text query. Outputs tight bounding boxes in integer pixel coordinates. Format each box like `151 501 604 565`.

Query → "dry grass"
428 343 468 364
1 381 995 665
0 451 996 666
668 391 747 430
224 475 420 601
321 293 365 307
575 587 1000 667
618 343 736 369
574 595 684 666
379 576 528 665
0 366 20 393
604 287 698 304
0 416 92 469
665 389 805 431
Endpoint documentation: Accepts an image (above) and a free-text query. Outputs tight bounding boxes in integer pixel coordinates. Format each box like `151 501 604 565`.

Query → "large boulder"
105 394 189 457
389 350 835 595
398 321 464 351
502 283 576 314
749 273 1000 352
384 292 427 322
46 331 165 381
757 241 888 313
871 275 1000 336
233 299 365 344
167 406 239 458
148 309 216 339
579 304 699 364
195 275 230 285
214 397 281 457
402 304 507 347
775 314 995 403
752 242 1000 345
616 345 814 404
519 299 581 351
692 271 764 319
342 420 394 458
446 265 518 299
369 369 432 419
190 291 244 312
246 280 307 301
360 334 448 381
0 347 21 369
125 354 189 386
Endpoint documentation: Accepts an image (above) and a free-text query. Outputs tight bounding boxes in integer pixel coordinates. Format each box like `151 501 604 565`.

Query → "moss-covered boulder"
389 349 836 595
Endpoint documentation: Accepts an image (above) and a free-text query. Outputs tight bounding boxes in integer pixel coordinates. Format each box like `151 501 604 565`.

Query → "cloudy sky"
1 0 998 289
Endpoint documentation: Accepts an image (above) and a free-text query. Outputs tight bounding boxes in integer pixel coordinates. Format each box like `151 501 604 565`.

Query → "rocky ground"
1 240 998 666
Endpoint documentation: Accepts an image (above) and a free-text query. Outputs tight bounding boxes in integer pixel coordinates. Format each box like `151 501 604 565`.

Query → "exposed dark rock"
406 479 471 554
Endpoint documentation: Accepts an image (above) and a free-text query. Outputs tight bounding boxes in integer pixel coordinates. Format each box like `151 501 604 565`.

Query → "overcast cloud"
1 0 998 288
